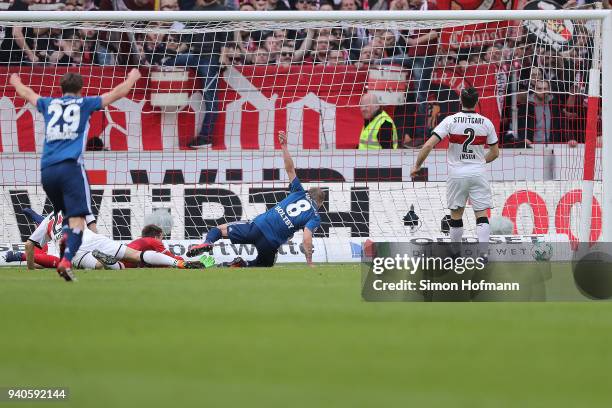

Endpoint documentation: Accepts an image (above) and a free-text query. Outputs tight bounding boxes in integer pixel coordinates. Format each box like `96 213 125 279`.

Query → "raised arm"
293 29 315 63
303 227 314 267
101 68 142 108
13 26 38 63
10 74 41 106
278 131 297 182
410 135 440 178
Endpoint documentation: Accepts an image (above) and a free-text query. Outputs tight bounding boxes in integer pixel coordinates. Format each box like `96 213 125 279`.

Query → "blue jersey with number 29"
253 178 321 248
37 96 103 169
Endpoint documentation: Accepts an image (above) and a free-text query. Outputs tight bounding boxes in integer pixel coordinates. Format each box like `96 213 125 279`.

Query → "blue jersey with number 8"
253 178 321 248
37 96 103 169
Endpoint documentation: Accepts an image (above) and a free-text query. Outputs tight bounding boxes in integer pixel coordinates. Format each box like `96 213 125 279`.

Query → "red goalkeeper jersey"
125 237 183 268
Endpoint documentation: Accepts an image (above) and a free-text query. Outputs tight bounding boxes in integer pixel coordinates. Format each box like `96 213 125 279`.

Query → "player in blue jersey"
10 69 141 281
187 131 325 267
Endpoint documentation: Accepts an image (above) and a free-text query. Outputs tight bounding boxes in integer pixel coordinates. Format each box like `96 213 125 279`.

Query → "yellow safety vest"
358 110 398 150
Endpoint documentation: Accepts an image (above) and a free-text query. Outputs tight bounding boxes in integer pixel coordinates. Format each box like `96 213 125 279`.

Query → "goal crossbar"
0 10 610 23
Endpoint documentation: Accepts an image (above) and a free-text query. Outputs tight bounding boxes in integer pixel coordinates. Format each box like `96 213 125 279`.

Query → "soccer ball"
531 241 553 262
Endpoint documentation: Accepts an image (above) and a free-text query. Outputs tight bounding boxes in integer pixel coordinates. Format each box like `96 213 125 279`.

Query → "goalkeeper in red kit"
123 224 183 268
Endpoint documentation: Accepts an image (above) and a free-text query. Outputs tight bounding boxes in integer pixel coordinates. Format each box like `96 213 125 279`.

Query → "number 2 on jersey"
286 199 311 217
462 128 475 153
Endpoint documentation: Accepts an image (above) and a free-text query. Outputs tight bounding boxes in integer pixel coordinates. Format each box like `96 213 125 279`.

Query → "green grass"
1 265 612 408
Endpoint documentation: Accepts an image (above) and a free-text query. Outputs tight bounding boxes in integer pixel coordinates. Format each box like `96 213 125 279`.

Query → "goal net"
0 10 607 262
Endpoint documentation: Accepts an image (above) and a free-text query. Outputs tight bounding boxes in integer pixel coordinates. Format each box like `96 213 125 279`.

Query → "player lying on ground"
14 211 197 272
187 130 324 267
10 68 141 281
5 210 97 269
121 224 184 268
411 87 500 253
5 211 183 269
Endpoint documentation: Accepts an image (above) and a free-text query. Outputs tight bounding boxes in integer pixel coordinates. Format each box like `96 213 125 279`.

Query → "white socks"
142 251 179 267
449 226 464 242
476 221 490 244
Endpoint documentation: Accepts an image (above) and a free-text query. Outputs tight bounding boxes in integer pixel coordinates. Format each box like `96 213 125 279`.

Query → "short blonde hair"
308 187 325 208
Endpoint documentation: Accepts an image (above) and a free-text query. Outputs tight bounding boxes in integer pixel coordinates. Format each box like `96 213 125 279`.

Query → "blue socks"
23 208 44 225
62 226 83 262
205 227 222 244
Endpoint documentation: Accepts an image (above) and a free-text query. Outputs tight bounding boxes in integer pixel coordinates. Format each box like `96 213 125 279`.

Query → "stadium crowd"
0 0 605 148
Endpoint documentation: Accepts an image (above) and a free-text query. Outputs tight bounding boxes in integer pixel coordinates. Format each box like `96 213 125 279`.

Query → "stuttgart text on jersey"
452 116 485 125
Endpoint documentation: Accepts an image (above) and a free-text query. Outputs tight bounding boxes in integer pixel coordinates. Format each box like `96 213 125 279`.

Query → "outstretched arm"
278 131 297 182
410 135 440 178
101 68 142 108
10 74 41 106
303 227 314 267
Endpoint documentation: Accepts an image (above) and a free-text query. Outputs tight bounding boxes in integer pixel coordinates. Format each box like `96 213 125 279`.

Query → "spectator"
276 45 295 68
354 44 379 70
389 0 407 9
327 48 347 65
375 29 407 64
358 93 399 150
369 0 390 9
338 0 368 60
517 79 562 144
82 0 98 9
270 0 292 9
239 1 256 9
320 0 334 10
135 31 167 66
100 0 155 10
76 28 118 65
164 0 230 148
249 46 270 65
221 43 244 66
294 0 316 10
160 0 180 9
48 29 84 65
263 32 281 63
393 0 439 147
179 0 196 9
340 0 361 9
275 30 314 65
0 0 42 64
483 44 502 65
253 0 271 9
310 34 333 64
63 0 86 10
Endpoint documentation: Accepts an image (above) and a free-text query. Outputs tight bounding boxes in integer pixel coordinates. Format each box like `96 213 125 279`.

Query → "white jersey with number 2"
432 110 498 178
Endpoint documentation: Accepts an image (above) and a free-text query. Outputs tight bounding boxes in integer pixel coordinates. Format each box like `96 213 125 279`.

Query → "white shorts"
446 174 492 211
73 230 127 270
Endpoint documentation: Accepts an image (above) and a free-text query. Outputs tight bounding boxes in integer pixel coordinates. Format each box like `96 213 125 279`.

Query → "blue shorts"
41 160 92 219
227 221 278 267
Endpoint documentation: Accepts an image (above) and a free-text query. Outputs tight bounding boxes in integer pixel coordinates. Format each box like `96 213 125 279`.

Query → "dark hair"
461 86 479 109
141 224 163 238
61 72 83 94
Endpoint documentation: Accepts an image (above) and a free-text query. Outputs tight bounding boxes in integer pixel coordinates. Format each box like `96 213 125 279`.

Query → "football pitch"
1 264 611 408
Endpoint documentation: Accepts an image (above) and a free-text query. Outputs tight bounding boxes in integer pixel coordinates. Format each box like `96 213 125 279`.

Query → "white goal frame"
1 9 611 242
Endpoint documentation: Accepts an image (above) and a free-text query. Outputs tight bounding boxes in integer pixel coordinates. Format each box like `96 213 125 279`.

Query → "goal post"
601 12 612 242
0 9 609 263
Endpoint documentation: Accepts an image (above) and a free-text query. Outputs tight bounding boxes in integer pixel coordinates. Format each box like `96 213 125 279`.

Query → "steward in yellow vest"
358 109 399 150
